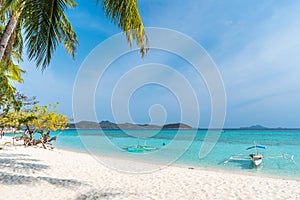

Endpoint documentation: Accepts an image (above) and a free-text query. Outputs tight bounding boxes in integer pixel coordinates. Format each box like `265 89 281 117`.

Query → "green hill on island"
69 121 193 130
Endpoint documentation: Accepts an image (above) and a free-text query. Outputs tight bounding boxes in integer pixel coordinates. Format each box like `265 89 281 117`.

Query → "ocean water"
52 129 300 178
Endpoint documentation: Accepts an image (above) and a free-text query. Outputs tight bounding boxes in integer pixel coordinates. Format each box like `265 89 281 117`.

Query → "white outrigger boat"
247 145 265 167
223 142 296 169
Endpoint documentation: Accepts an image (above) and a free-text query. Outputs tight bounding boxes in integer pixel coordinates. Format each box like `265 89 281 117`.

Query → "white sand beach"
1 136 300 200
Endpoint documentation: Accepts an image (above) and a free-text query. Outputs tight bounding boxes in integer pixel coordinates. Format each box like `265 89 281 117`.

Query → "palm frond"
58 12 78 59
0 62 17 104
1 0 25 14
23 0 78 70
6 62 25 82
99 0 148 56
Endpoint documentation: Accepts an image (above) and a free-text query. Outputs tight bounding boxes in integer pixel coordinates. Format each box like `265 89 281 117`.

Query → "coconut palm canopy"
0 0 147 106
0 0 146 69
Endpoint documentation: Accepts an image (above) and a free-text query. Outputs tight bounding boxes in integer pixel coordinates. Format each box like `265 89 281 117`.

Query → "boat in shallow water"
247 144 265 168
124 138 157 153
223 142 296 169
125 145 157 152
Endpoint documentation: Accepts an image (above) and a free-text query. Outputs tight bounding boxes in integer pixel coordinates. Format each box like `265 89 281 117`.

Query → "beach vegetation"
0 63 25 111
0 95 68 149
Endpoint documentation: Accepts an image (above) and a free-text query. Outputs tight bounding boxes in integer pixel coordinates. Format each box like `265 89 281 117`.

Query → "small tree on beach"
24 103 68 148
0 98 68 149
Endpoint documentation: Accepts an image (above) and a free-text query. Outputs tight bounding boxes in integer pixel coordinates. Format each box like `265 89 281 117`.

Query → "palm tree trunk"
0 9 23 62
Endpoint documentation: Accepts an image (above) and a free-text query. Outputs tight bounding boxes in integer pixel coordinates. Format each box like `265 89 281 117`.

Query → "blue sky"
17 0 300 128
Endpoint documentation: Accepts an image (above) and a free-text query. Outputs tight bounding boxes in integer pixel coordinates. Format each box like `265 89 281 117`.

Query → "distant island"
68 122 298 130
239 124 298 130
239 125 269 130
68 120 194 130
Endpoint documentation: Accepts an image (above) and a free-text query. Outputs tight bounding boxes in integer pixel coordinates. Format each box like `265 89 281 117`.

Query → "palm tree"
0 0 147 70
0 0 147 110
0 0 78 70
0 3 24 108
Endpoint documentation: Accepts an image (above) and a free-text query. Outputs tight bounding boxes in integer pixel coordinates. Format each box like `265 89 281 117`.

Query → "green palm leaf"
99 0 149 56
23 0 78 70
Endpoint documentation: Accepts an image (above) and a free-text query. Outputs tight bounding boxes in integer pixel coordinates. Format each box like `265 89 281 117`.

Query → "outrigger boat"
124 139 157 153
223 142 296 168
247 145 265 167
125 145 157 152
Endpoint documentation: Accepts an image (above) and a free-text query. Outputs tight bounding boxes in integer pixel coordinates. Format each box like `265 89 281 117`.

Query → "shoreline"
1 136 300 199
55 143 300 181
4 135 300 181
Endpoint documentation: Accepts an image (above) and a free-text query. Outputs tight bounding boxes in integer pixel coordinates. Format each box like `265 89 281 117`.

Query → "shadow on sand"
0 152 87 188
75 189 124 200
0 172 85 188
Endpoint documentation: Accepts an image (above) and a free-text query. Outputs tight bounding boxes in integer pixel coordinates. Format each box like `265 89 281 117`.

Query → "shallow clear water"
51 129 300 178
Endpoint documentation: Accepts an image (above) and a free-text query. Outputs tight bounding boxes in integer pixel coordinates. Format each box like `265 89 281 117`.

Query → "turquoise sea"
52 129 300 178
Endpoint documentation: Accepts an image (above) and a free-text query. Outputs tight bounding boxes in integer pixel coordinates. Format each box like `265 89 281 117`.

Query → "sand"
1 136 300 200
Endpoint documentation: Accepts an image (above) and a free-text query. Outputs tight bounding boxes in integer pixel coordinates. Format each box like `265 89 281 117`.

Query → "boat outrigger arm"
268 154 296 164
223 154 253 164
